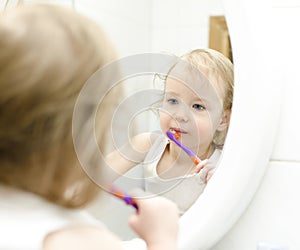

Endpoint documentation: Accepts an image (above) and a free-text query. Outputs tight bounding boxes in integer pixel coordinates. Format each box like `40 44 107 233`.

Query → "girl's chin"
185 141 202 149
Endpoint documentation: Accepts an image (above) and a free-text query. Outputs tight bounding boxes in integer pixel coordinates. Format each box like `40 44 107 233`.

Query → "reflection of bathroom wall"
17 0 152 57
75 0 152 57
209 15 232 61
151 0 224 55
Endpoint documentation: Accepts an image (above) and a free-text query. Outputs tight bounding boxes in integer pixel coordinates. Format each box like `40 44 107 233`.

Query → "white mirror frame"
178 0 282 249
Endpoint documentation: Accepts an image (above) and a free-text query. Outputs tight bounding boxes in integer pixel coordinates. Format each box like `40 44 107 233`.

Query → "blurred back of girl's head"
0 4 119 208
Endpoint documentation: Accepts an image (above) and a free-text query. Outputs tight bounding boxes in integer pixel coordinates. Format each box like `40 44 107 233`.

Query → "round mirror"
75 0 282 249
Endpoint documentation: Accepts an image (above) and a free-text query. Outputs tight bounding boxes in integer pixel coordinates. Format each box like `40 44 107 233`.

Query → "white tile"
75 3 151 57
151 27 181 54
152 0 224 27
177 26 209 51
0 0 19 10
270 7 300 162
76 0 151 25
151 0 180 27
273 0 300 7
271 72 300 162
151 26 208 55
178 0 224 26
212 160 300 250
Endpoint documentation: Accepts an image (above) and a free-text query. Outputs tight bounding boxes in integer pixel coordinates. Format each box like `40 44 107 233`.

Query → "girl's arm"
105 132 159 178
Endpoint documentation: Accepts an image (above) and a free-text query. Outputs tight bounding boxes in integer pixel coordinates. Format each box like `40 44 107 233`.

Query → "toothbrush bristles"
170 129 180 140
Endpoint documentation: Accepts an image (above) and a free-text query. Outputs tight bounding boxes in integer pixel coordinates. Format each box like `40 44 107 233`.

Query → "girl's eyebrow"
165 91 177 95
165 91 204 102
192 96 204 102
164 91 179 97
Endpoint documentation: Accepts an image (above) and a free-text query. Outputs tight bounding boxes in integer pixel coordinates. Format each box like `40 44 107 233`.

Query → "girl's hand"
195 159 216 184
194 159 208 174
128 189 179 250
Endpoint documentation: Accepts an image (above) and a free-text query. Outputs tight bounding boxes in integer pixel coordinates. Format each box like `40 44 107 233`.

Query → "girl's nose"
174 111 189 122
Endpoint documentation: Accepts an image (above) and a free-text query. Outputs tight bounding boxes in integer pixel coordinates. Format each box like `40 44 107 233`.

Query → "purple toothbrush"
166 130 201 165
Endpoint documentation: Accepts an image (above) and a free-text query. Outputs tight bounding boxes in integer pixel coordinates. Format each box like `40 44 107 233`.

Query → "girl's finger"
194 159 208 173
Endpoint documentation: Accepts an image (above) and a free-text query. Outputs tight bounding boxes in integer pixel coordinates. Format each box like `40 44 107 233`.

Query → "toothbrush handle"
179 144 201 165
166 131 201 165
110 185 138 210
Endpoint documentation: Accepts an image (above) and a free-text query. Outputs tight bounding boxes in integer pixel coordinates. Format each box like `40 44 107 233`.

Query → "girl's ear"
217 109 231 132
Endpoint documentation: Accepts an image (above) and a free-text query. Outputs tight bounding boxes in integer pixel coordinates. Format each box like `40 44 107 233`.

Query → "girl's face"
160 76 225 156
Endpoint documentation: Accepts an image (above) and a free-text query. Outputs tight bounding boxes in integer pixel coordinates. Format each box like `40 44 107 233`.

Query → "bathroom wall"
211 2 300 249
151 0 224 55
77 0 224 57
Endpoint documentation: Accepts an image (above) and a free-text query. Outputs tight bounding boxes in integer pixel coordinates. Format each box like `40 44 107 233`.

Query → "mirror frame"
178 0 282 249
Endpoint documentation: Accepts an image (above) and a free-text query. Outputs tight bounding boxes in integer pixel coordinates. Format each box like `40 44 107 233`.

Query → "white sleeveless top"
143 133 221 215
0 185 103 250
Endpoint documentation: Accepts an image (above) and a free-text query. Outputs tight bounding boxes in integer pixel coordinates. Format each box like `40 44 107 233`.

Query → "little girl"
106 48 234 214
0 4 178 250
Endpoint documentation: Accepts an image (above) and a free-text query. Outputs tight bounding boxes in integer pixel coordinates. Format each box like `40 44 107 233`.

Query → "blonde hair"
0 4 119 208
181 48 234 148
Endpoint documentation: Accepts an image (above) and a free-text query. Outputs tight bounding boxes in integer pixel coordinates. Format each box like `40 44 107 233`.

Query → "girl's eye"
192 103 205 111
167 98 178 105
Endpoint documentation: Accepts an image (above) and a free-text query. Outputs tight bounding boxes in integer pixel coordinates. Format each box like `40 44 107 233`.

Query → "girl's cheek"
160 111 178 134
159 112 169 131
194 118 214 139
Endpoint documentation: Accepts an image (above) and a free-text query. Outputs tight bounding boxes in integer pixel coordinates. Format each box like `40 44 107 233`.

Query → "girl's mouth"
169 128 187 139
